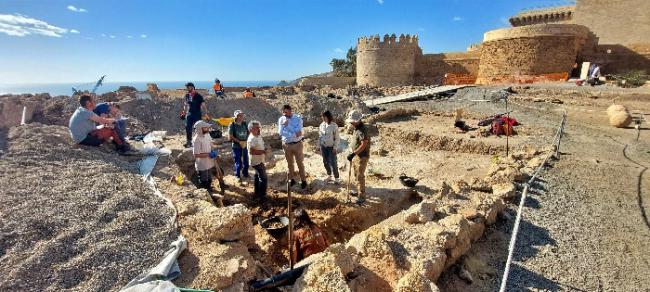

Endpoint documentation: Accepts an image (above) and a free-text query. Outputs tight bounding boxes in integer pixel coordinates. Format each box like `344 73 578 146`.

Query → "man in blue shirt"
278 104 307 189
180 82 209 148
93 102 128 147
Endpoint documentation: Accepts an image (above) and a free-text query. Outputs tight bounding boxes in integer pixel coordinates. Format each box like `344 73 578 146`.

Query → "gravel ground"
0 124 178 291
437 88 650 291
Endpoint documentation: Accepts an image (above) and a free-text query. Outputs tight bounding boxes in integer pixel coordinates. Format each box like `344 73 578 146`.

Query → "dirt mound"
0 124 178 291
269 93 369 126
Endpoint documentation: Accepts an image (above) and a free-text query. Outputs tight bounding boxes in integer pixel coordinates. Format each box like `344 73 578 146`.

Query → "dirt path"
440 99 650 291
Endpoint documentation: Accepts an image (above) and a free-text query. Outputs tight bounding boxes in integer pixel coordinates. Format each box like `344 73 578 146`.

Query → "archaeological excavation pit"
153 107 555 291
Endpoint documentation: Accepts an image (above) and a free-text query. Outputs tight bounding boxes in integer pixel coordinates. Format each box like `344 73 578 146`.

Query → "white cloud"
140 34 147 38
109 35 116 38
0 14 69 37
67 5 87 12
84 36 94 40
452 16 463 21
377 0 384 4
70 29 79 34
127 35 133 38
101 33 106 37
334 48 344 53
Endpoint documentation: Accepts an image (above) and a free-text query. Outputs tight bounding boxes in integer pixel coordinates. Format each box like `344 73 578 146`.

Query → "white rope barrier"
498 113 566 292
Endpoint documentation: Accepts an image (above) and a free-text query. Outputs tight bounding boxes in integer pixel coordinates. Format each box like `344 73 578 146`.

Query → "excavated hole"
168 109 550 281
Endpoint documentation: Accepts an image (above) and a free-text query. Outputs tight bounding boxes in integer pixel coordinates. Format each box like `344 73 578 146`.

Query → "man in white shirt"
247 120 268 199
278 104 307 189
193 121 220 194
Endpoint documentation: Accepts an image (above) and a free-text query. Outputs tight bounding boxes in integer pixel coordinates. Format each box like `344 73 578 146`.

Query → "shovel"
346 159 353 204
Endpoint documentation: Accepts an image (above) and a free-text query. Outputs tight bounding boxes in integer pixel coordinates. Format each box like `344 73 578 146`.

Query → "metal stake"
287 172 294 269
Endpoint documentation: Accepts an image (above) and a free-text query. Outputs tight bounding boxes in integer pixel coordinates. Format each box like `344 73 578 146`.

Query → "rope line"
499 113 567 292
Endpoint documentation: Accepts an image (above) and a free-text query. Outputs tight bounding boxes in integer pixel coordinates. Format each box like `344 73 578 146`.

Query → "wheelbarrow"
260 216 289 238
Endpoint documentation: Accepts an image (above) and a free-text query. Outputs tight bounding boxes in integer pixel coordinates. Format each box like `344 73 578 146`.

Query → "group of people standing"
182 82 371 205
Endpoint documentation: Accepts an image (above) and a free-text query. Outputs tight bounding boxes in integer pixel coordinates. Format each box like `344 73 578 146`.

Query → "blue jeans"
115 119 127 142
321 146 339 179
232 147 250 178
185 115 199 144
252 163 268 197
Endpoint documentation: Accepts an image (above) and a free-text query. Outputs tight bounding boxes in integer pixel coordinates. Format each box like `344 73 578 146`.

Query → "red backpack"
492 119 504 136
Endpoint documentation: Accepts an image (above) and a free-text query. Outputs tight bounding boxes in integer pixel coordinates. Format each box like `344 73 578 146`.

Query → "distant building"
356 0 650 86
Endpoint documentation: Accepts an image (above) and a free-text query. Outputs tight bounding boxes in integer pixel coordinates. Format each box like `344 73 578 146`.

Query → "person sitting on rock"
291 209 329 264
243 88 256 98
193 120 226 198
93 102 130 148
68 94 129 154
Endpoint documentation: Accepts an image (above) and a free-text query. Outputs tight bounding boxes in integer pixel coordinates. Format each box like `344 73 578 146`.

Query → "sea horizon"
0 80 283 96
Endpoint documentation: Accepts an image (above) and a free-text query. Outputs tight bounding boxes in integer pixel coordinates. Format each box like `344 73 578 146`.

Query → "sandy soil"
0 124 178 291
437 84 650 291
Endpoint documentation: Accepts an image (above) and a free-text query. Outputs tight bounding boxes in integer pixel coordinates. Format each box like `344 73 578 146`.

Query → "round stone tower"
356 34 421 87
476 24 590 84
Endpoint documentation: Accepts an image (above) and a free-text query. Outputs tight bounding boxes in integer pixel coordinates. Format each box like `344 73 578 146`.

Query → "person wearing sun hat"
346 110 371 204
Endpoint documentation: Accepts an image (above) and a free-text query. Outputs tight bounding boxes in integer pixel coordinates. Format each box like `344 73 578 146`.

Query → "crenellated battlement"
357 33 419 50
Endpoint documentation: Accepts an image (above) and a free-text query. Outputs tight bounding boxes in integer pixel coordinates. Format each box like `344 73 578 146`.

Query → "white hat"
193 120 211 129
346 110 363 123
234 110 244 118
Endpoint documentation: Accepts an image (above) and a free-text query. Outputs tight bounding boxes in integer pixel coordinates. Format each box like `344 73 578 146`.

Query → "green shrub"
614 70 648 88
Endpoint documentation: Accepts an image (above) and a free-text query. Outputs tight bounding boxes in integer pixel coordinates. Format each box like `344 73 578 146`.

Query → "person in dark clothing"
291 209 329 264
180 82 209 148
93 102 129 148
229 110 250 183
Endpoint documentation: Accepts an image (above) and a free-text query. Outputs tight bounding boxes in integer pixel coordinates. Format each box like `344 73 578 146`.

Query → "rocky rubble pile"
292 147 550 291
0 124 178 291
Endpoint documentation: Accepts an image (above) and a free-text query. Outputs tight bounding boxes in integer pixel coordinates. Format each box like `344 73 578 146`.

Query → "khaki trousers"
283 141 306 181
353 156 369 197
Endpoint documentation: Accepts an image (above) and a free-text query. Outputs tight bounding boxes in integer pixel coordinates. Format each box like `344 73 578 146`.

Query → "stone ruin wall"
298 76 356 88
574 0 650 46
356 34 421 86
415 51 481 85
476 24 590 84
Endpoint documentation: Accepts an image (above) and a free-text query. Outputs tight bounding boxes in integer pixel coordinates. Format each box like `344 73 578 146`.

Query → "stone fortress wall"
356 34 480 86
354 0 650 86
357 34 421 86
574 0 650 45
476 24 591 84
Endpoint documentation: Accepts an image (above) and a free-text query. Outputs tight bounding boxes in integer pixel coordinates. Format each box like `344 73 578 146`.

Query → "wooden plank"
364 85 473 106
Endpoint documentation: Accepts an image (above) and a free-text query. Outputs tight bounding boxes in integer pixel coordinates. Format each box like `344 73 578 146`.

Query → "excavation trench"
159 109 551 290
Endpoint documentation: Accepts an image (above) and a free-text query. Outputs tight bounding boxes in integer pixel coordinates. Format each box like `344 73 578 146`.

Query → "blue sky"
0 0 574 84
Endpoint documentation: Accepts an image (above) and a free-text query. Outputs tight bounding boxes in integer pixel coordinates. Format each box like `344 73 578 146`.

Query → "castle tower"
574 0 650 45
356 34 422 86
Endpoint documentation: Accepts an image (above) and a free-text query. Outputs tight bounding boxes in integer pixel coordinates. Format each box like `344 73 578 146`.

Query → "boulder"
606 104 627 116
491 183 516 199
395 271 441 292
404 200 437 224
176 242 256 290
185 204 254 245
608 111 632 128
292 244 355 292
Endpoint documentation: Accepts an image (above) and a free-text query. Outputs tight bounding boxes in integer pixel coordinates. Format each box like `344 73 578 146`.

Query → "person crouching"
247 120 268 200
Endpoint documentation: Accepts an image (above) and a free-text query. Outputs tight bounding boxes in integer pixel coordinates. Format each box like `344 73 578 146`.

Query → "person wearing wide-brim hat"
345 110 371 204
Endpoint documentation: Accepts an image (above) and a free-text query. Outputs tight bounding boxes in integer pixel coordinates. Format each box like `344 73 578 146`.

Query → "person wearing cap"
346 110 370 204
93 102 129 148
181 82 209 148
229 110 250 183
213 79 225 98
193 120 222 195
243 88 256 98
278 104 307 189
247 120 268 199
